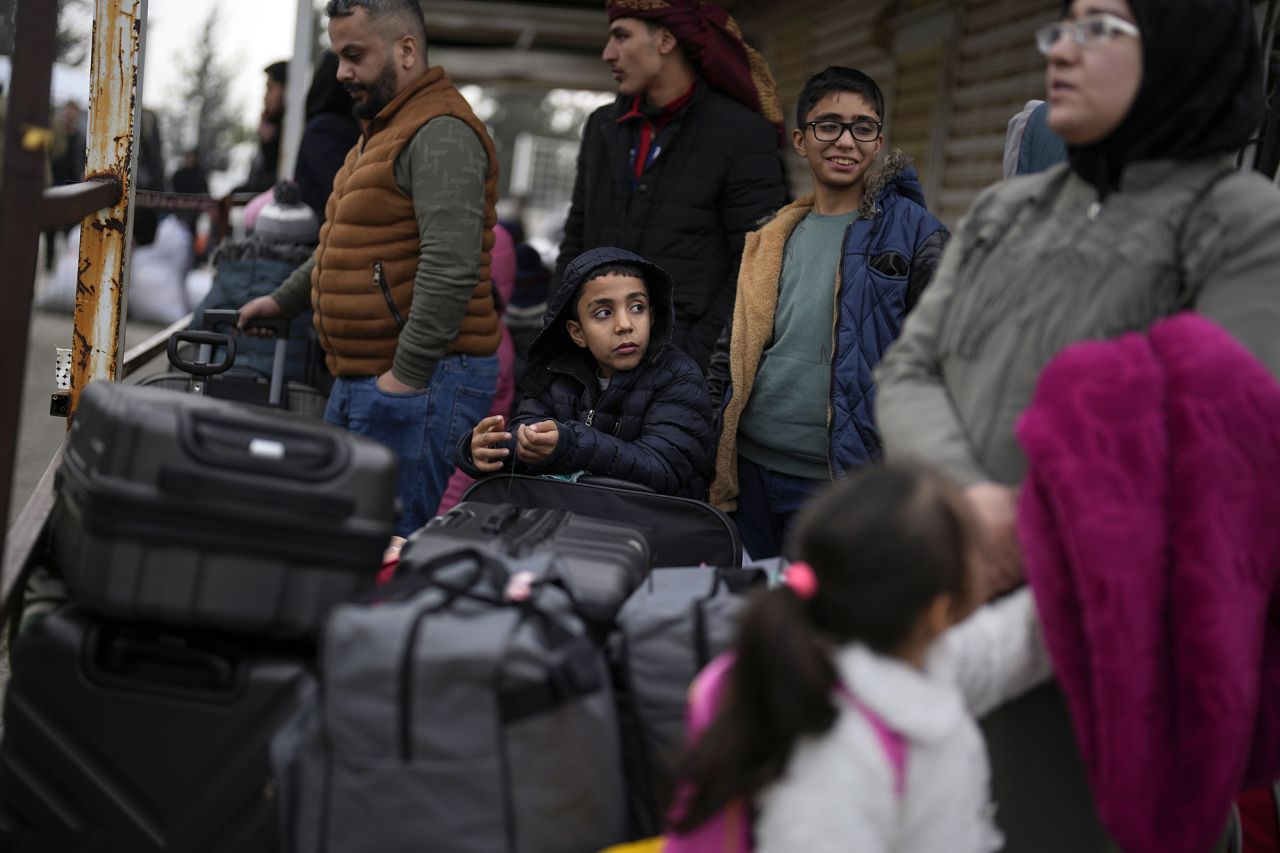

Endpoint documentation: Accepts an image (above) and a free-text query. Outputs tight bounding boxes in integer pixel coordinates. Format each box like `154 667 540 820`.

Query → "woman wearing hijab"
874 0 1280 849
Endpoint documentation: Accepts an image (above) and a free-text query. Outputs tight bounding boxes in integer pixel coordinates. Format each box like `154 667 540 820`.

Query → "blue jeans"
732 455 826 560
324 354 498 537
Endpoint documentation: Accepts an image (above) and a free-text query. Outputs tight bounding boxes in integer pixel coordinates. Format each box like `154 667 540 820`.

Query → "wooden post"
0 0 60 569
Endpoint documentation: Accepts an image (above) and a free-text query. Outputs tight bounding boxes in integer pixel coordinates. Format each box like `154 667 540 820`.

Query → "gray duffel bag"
610 564 771 837
272 548 628 853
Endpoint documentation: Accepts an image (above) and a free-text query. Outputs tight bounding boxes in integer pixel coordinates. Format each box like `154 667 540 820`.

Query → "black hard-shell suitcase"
139 310 328 418
462 474 742 569
402 501 651 625
0 604 316 853
52 381 400 636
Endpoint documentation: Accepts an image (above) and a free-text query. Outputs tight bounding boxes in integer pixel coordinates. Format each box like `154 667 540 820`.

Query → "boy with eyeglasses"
708 66 949 559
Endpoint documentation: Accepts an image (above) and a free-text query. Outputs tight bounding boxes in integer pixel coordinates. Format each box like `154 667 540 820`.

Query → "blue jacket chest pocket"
869 250 910 278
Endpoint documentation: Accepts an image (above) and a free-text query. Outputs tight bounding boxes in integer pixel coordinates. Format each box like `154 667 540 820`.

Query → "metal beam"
0 0 59 590
434 47 612 91
280 0 315 183
39 177 123 229
71 0 148 417
424 1 605 50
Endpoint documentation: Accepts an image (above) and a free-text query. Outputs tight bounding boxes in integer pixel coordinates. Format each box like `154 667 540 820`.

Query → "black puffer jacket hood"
521 246 677 396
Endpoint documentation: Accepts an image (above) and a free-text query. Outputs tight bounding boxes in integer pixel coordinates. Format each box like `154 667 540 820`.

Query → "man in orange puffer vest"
242 0 500 539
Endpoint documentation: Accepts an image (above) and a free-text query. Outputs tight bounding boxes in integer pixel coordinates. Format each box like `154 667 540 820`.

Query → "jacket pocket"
869 250 910 278
373 260 407 330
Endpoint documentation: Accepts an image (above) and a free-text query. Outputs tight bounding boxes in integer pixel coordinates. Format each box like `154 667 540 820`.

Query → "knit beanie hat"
254 181 319 244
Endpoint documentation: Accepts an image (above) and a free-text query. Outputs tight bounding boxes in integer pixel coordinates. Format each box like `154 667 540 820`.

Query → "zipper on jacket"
826 218 858 480
374 260 407 331
585 409 595 427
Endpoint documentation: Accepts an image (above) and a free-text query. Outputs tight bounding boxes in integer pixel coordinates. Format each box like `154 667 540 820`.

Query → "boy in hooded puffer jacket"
455 246 713 499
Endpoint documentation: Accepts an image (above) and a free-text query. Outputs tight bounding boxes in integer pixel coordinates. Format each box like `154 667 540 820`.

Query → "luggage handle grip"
168 330 237 376
181 413 348 482
479 504 524 536
159 465 355 517
201 310 289 340
243 316 290 338
99 635 237 693
370 546 513 603
199 308 241 334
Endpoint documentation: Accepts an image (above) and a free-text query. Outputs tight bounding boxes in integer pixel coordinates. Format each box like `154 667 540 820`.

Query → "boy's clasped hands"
469 415 559 472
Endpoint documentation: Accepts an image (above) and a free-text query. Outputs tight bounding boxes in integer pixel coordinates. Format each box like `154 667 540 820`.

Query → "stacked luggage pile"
0 380 400 852
0 381 774 852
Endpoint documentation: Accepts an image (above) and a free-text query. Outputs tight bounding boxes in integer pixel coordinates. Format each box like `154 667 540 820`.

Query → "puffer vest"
311 67 501 376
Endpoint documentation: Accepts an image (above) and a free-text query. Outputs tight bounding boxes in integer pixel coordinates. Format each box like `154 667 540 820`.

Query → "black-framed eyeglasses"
805 118 883 143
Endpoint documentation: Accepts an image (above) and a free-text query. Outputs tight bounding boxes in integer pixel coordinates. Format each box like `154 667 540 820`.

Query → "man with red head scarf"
552 0 787 372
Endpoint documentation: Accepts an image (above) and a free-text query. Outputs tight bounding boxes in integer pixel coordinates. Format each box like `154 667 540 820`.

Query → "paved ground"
7 262 171 527
2 265 173 727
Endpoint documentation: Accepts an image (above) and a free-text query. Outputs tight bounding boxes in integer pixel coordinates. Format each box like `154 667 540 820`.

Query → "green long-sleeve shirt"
272 115 487 389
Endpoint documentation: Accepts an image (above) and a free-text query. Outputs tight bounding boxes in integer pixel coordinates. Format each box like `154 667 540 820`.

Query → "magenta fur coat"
1016 312 1280 853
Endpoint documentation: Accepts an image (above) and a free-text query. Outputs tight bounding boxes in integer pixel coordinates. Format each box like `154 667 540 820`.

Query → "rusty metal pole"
70 0 148 417
0 0 60 567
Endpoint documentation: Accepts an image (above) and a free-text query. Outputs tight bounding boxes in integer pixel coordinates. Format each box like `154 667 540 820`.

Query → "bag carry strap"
364 546 511 604
839 686 908 800
692 567 769 668
498 632 603 723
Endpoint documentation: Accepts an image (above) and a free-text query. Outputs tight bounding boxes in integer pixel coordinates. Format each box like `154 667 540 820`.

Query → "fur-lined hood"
858 149 925 218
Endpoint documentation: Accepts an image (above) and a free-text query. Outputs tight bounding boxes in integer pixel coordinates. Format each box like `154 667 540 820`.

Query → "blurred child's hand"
964 481 1024 597
470 415 512 472
515 420 559 465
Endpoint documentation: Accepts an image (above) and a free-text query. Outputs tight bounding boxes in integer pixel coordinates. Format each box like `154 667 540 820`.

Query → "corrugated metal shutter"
936 0 1059 226
888 42 946 193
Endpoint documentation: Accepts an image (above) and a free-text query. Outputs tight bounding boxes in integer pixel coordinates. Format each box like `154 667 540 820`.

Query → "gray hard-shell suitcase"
403 501 650 626
612 565 770 836
51 381 399 637
273 548 628 853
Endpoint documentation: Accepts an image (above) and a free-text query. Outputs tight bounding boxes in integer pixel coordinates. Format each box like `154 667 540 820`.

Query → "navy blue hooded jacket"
709 153 949 508
456 247 714 498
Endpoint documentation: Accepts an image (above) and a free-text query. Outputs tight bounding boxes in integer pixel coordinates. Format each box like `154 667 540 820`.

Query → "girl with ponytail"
666 464 1051 852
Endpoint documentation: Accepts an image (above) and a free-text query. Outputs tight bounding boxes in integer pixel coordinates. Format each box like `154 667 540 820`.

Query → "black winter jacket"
457 247 714 498
553 81 787 370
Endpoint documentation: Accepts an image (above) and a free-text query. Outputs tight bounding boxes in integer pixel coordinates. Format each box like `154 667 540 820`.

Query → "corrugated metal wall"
737 0 1058 227
890 42 947 193
937 0 1059 224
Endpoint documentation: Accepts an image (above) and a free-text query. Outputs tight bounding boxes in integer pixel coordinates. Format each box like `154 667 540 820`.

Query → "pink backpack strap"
839 686 908 800
686 653 737 737
664 654 752 853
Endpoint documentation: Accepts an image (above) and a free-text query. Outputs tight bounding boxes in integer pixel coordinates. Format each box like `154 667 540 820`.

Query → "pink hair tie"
784 562 818 600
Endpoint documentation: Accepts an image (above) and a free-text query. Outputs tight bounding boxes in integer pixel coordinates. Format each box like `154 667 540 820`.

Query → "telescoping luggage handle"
196 309 293 407
167 330 237 377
